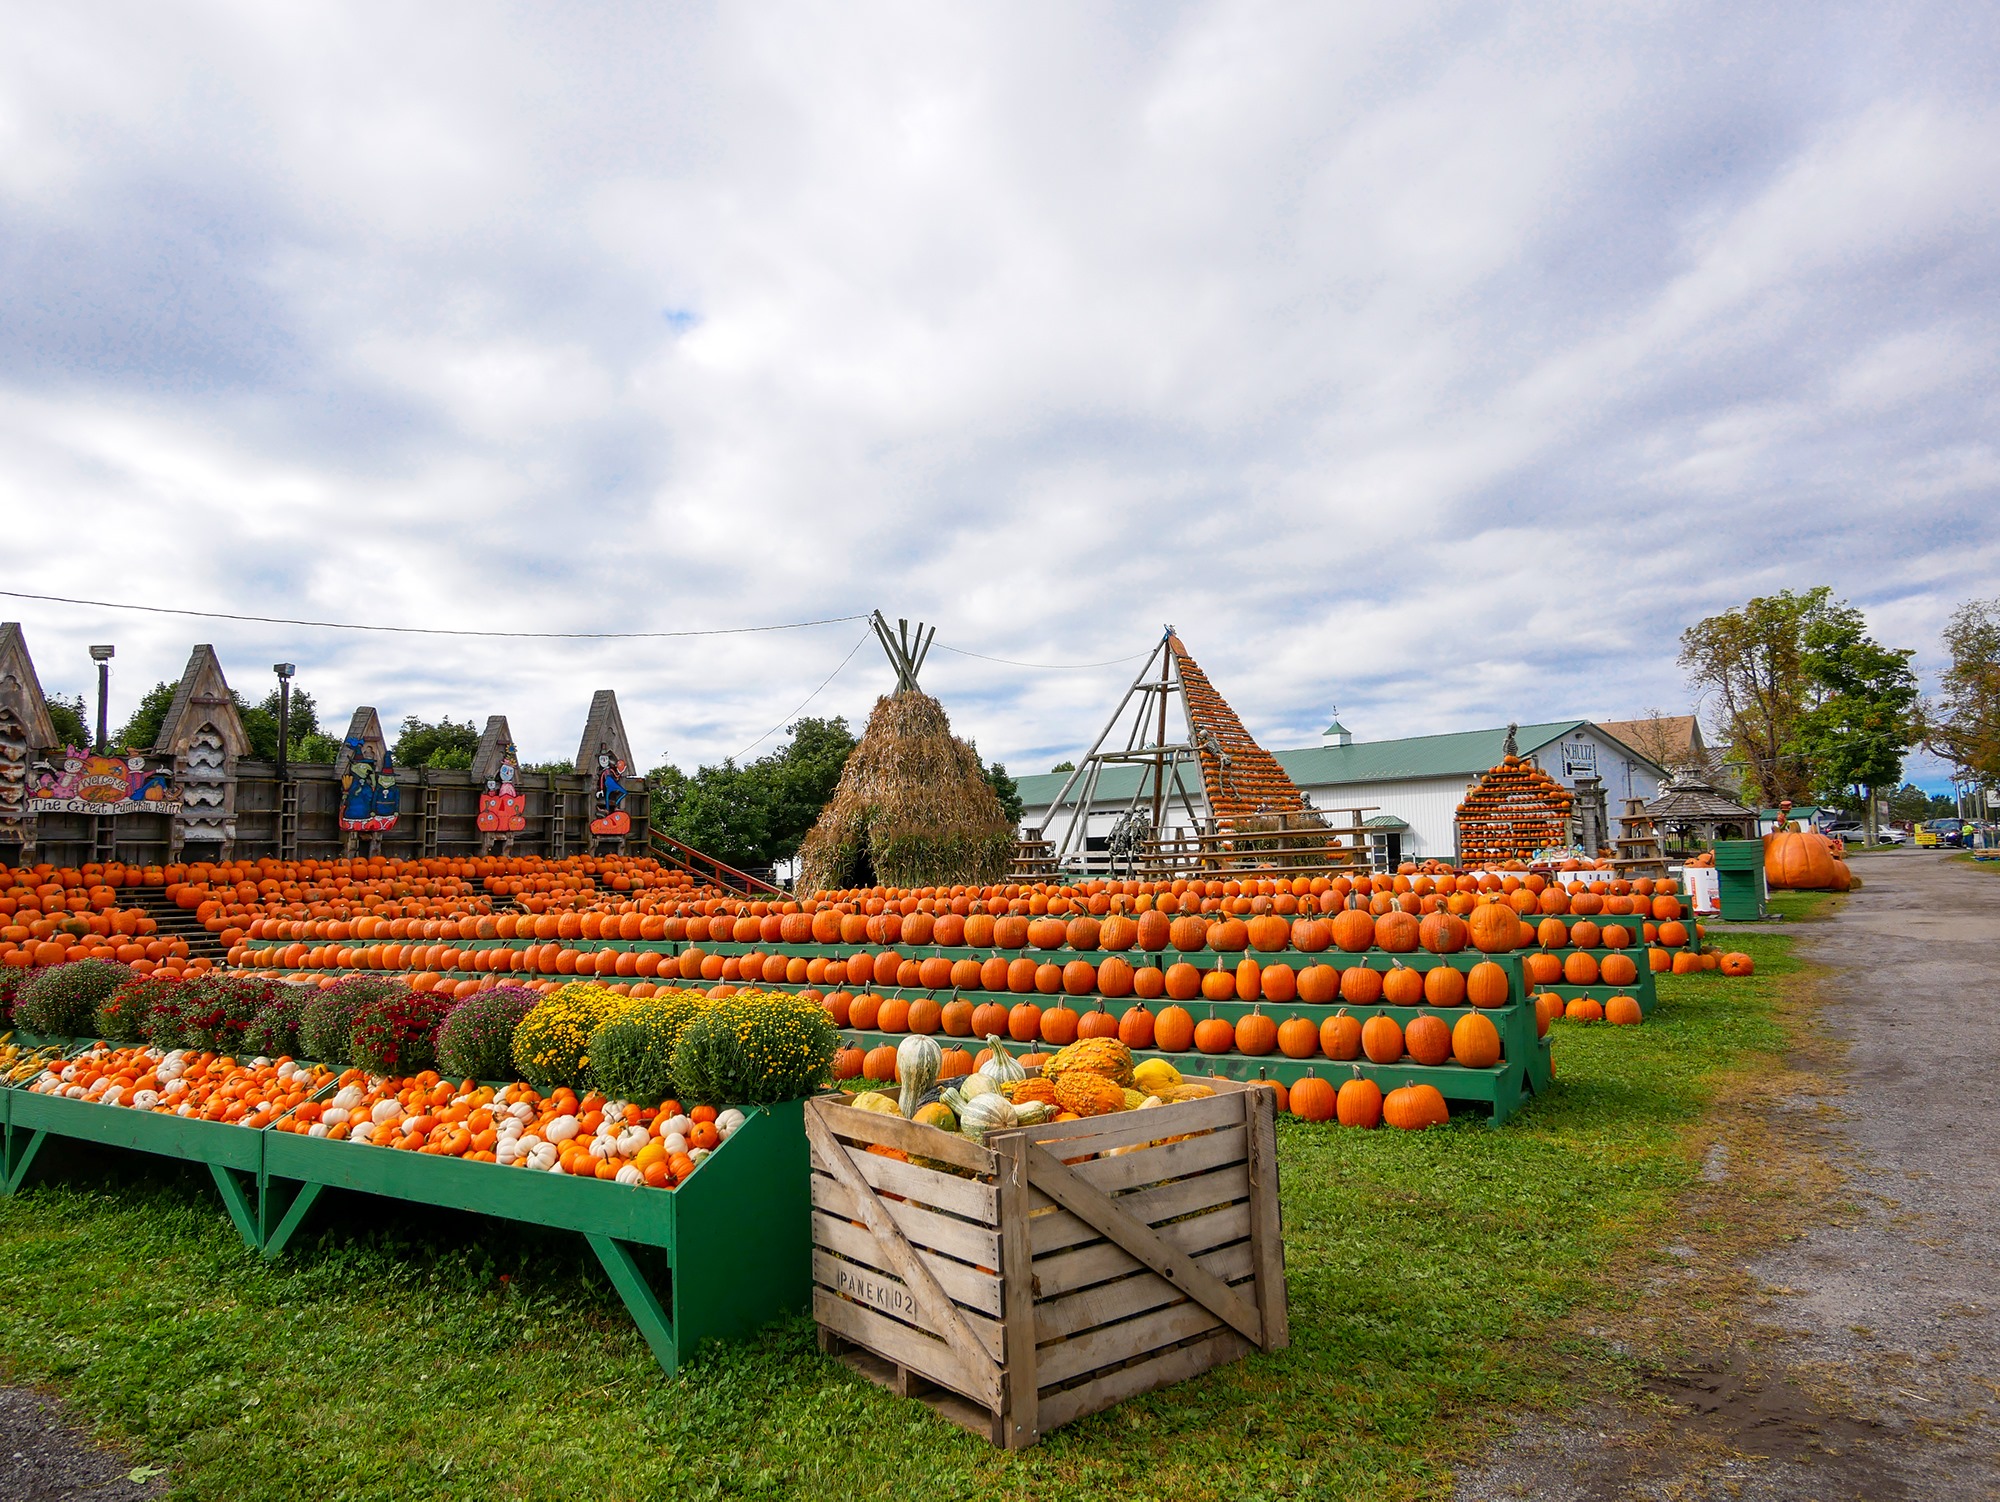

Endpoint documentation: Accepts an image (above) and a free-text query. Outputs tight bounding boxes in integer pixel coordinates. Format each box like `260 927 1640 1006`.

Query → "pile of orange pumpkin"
280 1070 738 1188
26 1046 332 1126
0 866 197 975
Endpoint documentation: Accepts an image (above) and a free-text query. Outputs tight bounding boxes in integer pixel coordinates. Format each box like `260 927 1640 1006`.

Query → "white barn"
1015 719 1671 869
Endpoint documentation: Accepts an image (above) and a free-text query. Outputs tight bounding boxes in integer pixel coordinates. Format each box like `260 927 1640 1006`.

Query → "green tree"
241 685 322 761
1791 614 1919 842
47 693 89 749
1680 587 1848 806
1050 760 1076 774
112 682 177 750
392 716 481 770
1926 597 2000 788
983 760 1024 825
648 717 858 871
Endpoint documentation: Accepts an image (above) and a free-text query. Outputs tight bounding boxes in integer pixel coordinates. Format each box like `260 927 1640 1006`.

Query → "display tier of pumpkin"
845 1033 1214 1143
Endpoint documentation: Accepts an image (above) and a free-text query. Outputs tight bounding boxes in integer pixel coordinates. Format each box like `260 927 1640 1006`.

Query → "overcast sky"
2 3 1995 787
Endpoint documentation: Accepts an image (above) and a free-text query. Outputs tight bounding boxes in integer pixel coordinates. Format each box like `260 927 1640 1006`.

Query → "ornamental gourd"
958 1092 1020 1141
896 1034 943 1118
976 1034 1027 1085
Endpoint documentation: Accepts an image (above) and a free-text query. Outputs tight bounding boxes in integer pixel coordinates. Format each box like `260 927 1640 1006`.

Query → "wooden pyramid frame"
1041 628 1317 868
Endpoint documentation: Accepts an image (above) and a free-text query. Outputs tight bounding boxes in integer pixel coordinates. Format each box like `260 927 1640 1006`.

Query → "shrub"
0 967 42 1029
242 985 314 1059
180 975 280 1054
96 976 182 1043
297 976 406 1065
348 987 448 1076
14 960 133 1037
589 992 708 1105
670 989 836 1106
511 983 630 1093
435 986 539 1081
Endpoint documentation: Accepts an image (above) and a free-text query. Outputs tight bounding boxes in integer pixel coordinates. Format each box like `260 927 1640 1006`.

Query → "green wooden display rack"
1 1051 812 1376
834 999 1550 1126
257 1098 809 1375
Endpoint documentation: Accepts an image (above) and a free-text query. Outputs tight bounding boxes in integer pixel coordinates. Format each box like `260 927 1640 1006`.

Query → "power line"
730 628 874 762
0 588 870 640
933 642 1151 670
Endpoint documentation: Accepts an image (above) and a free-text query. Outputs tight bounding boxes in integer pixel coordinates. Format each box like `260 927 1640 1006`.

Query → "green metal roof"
1363 813 1408 829
1273 721 1588 786
1015 720 1613 808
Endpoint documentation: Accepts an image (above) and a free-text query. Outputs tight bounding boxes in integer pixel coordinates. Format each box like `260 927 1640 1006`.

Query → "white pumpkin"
132 1089 160 1111
308 1123 329 1139
545 1114 580 1144
715 1109 747 1140
321 1107 349 1128
615 1165 645 1186
370 1099 402 1126
661 1132 688 1156
163 1079 188 1099
664 1114 693 1138
526 1140 559 1171
588 1135 618 1161
617 1125 650 1157
507 1100 534 1121
351 1122 376 1144
688 1147 712 1165
100 1086 124 1107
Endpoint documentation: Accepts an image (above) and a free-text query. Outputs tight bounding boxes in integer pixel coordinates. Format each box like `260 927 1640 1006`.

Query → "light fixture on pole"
89 645 115 752
273 663 296 782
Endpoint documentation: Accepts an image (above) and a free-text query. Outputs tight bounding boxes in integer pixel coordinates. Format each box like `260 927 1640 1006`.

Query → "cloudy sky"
2 2 1995 787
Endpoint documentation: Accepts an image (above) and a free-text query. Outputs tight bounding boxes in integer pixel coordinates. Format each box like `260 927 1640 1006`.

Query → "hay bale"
798 691 1015 892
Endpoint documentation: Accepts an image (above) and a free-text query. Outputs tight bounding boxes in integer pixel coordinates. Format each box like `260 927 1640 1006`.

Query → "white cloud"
0 1 1995 790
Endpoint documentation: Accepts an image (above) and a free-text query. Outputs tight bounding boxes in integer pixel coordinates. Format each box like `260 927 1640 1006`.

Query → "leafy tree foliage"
647 717 858 871
1926 597 2000 787
392 716 480 770
1887 783 1959 823
1680 588 1843 805
982 758 1024 825
111 680 330 761
47 692 90 749
1050 759 1076 773
1793 611 1919 838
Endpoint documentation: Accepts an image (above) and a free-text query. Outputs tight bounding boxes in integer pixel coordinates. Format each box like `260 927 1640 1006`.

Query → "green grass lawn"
1758 888 1842 923
0 937 1804 1502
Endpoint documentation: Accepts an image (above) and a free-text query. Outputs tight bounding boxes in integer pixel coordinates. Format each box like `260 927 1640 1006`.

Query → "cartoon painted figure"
338 737 398 831
125 754 174 802
37 748 85 799
589 748 630 836
477 743 527 834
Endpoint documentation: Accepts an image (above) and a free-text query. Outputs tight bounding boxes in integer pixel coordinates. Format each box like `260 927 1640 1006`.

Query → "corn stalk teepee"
796 613 1014 893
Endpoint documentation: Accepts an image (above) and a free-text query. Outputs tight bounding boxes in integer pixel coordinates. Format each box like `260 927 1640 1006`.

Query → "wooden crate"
805 1079 1287 1447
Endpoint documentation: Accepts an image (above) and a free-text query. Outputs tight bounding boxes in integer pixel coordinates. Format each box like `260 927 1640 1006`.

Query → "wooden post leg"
207 1164 262 1250
3 1129 47 1196
259 1180 325 1259
587 1234 677 1376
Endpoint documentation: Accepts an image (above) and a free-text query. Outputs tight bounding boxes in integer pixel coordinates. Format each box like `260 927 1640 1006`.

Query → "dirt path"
0 1388 165 1500
1456 851 2000 1501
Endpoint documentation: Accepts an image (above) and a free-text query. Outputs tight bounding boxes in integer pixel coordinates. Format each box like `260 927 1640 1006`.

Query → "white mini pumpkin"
664 1113 693 1138
715 1109 747 1140
617 1125 650 1157
545 1114 580 1143
615 1165 645 1186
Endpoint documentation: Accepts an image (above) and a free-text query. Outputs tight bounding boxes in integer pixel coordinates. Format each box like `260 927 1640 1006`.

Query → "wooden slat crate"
805 1078 1287 1447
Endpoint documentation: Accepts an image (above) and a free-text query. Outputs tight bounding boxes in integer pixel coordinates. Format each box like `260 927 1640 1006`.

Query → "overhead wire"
729 628 875 762
931 642 1150 670
0 589 870 640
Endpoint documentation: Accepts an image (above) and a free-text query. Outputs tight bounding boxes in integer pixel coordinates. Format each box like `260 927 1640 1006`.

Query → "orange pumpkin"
1276 1014 1320 1059
1382 1082 1448 1130
1336 1068 1383 1128
1154 1004 1196 1052
1451 1012 1501 1068
1361 1011 1404 1064
1118 1001 1157 1049
1290 1069 1337 1123
1605 994 1642 1025
1404 1013 1452 1066
1320 1008 1362 1060
1235 1005 1278 1056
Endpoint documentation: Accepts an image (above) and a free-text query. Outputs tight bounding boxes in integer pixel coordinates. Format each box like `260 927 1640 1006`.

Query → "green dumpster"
1712 840 1767 920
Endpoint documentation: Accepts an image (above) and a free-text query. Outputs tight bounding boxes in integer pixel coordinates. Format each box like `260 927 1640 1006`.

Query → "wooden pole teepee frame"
1040 627 1209 870
871 612 935 695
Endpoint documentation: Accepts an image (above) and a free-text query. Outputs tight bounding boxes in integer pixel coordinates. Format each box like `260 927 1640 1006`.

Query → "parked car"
1872 827 1911 846
1824 821 1865 841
